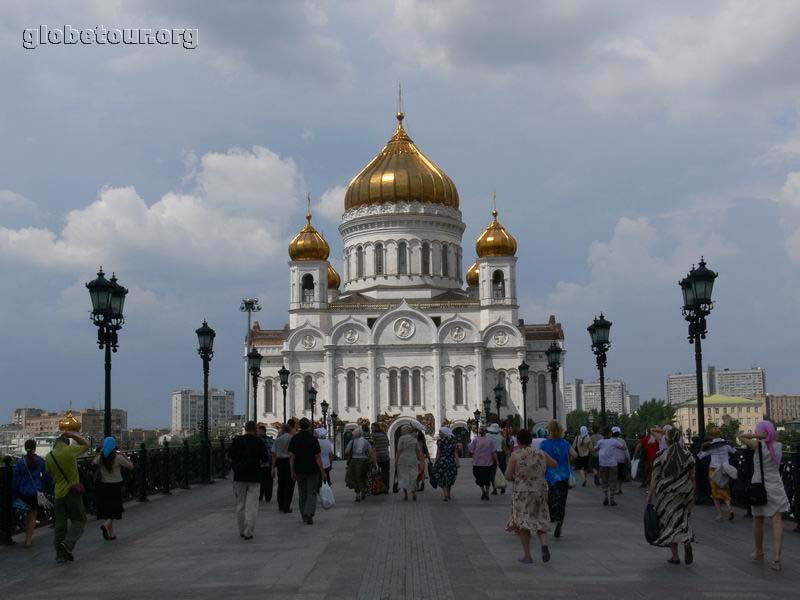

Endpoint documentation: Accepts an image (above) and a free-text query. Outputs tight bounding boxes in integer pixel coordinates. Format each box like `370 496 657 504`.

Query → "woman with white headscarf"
572 425 593 486
396 425 423 501
433 427 460 502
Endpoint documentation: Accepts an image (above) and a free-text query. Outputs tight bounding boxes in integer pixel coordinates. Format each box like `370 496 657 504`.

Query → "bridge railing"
0 438 229 544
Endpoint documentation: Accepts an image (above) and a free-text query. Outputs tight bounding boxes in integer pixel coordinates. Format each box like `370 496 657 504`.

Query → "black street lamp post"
545 343 562 422
493 384 504 424
196 320 216 484
483 397 492 424
278 364 290 424
518 361 530 429
588 313 612 430
320 399 329 432
247 348 262 424
86 268 128 438
308 386 318 425
330 410 338 458
680 257 717 441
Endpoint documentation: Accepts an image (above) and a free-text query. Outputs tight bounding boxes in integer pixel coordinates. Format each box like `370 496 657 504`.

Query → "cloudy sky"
3 1 800 427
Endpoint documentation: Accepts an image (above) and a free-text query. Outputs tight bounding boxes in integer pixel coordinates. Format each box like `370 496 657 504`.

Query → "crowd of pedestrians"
7 414 793 576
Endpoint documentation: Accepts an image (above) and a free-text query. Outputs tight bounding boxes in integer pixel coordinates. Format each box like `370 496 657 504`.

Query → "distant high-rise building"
171 388 235 434
580 380 628 415
756 394 800 424
564 378 584 412
12 408 44 428
626 394 640 413
667 366 765 405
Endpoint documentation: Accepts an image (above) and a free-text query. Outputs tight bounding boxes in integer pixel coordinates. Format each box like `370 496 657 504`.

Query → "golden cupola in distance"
288 200 330 261
58 410 81 432
327 264 341 289
466 262 479 287
344 112 459 211
475 203 517 258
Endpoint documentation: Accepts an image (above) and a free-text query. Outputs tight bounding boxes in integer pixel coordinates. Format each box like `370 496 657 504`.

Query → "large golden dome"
289 201 330 261
466 262 479 287
475 204 517 258
344 112 459 211
327 264 341 289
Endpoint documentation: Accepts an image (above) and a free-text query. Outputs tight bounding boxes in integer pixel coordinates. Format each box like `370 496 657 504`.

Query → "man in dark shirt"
288 417 326 525
257 424 274 502
228 421 268 539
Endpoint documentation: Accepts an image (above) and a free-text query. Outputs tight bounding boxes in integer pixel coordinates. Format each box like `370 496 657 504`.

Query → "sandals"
750 551 764 563
667 558 681 565
771 560 782 572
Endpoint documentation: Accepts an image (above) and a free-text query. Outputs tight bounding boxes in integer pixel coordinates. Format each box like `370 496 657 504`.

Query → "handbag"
643 503 660 544
25 462 53 509
50 452 85 496
567 472 577 489
744 443 768 506
722 462 738 480
428 459 438 489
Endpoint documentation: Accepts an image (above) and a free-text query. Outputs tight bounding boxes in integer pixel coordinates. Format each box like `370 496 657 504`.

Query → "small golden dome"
288 199 330 261
466 262 479 287
58 410 81 432
327 264 341 289
476 199 517 258
344 112 459 211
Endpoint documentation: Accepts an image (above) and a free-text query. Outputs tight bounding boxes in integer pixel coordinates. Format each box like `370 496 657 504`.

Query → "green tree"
707 420 740 442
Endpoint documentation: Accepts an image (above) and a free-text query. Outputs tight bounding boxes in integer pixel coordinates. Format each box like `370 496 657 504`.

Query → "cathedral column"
433 348 442 431
325 349 335 415
368 348 378 423
474 346 485 413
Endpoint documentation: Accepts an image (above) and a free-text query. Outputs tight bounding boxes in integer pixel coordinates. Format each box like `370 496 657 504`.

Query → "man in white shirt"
595 427 627 506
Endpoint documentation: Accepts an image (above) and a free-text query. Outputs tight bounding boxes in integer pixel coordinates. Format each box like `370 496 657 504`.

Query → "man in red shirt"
635 432 660 488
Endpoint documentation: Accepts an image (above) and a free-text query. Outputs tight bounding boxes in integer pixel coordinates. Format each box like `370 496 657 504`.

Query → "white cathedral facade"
250 110 565 442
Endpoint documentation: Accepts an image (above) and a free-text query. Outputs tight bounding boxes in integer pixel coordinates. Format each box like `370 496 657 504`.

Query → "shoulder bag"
643 503 660 544
50 452 85 496
26 460 53 509
744 442 768 506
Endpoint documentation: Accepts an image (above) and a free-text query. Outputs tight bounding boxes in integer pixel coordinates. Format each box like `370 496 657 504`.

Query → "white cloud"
780 172 800 207
315 185 346 223
0 146 305 281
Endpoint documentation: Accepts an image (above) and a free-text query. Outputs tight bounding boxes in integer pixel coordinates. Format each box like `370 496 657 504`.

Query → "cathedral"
250 109 565 443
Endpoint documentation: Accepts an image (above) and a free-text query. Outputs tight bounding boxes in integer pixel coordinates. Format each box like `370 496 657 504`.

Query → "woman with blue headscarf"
92 437 133 540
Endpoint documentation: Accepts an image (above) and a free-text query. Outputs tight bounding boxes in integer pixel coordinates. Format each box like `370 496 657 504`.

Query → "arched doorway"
452 425 470 457
388 418 420 458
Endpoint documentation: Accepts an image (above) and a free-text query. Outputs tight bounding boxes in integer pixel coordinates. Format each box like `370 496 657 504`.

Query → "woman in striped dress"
646 427 695 565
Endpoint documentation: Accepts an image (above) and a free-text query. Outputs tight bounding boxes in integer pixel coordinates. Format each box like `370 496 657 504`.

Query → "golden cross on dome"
306 193 312 223
492 191 498 218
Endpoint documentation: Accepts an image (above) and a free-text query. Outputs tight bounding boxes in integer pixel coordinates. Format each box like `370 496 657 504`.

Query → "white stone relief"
394 318 415 339
344 328 359 344
450 325 466 342
494 330 509 346
302 334 316 349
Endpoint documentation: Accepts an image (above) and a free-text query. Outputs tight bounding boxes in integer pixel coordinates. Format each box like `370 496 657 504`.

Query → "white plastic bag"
494 467 507 489
630 459 640 481
320 481 335 509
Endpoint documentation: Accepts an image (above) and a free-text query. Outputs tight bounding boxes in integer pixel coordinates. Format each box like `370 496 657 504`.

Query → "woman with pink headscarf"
737 421 790 572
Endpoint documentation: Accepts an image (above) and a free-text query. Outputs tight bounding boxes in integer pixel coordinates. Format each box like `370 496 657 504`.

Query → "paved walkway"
1 460 798 599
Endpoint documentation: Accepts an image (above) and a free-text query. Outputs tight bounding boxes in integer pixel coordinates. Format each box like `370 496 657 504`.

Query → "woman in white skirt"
737 421 790 572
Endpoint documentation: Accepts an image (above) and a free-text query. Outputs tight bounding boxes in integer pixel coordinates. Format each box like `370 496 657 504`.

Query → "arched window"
264 380 273 415
356 247 364 279
497 371 507 406
538 373 547 409
421 242 430 275
301 274 314 304
398 242 408 275
389 370 398 406
304 375 313 410
375 243 384 276
454 368 464 405
441 245 449 277
400 370 410 406
412 370 422 406
347 371 356 408
492 270 505 300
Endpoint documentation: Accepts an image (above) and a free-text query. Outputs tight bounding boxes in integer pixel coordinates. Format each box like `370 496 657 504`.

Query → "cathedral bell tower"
288 198 338 328
473 197 519 324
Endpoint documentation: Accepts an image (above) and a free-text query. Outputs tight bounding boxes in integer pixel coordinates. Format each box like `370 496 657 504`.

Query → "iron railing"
0 438 229 544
